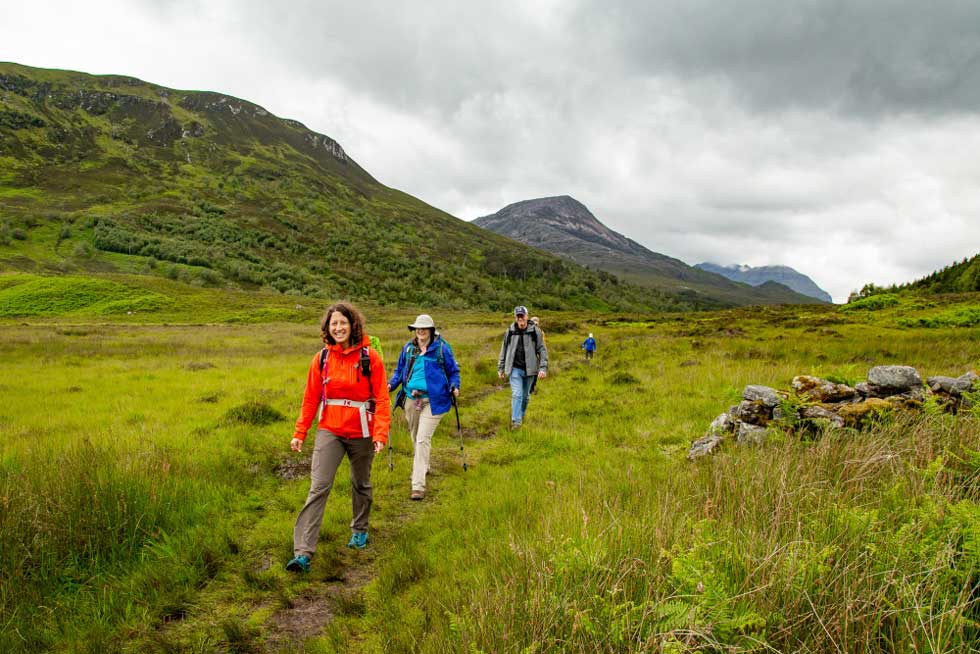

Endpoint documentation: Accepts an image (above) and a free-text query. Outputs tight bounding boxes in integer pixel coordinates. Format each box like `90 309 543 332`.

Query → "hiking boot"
285 554 311 573
347 531 369 549
510 421 521 430
411 490 424 501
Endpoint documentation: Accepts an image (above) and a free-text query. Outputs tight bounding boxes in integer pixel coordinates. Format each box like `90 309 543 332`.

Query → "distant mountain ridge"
695 263 833 303
474 196 823 308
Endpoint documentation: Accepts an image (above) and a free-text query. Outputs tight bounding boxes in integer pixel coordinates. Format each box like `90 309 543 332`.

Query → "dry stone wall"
688 365 979 460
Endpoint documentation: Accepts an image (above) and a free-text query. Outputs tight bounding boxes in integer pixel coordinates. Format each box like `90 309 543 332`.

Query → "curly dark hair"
320 302 365 346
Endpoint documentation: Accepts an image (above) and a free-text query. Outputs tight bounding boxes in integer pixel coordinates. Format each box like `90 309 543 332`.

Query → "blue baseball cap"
514 305 528 317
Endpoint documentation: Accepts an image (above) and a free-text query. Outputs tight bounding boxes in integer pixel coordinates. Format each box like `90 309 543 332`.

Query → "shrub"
72 242 94 258
840 293 900 312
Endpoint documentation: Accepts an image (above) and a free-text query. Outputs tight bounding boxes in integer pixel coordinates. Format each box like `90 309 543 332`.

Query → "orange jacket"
293 335 391 444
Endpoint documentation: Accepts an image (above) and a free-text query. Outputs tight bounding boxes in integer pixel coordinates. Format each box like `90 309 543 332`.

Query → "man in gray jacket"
497 305 548 429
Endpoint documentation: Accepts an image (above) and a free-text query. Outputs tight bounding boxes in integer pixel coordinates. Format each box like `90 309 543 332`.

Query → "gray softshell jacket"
497 323 548 376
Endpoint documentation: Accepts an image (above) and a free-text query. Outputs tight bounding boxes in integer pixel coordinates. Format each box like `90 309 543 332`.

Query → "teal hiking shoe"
347 531 369 549
285 554 311 572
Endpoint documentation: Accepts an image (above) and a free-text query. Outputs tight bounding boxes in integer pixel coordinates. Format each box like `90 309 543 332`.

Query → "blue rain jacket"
388 336 461 416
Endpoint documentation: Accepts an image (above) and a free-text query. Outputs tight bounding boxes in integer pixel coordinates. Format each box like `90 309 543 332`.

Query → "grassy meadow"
2 280 980 653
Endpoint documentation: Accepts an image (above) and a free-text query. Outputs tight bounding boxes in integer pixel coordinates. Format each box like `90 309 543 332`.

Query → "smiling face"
415 327 433 345
329 312 351 348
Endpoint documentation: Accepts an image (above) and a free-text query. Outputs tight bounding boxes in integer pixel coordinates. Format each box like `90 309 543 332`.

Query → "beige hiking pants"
404 400 445 492
293 430 375 557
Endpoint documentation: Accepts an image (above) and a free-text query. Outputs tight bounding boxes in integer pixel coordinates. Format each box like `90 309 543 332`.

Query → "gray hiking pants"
293 430 375 557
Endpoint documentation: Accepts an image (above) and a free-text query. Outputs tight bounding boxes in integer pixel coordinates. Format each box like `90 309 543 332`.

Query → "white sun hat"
408 314 437 330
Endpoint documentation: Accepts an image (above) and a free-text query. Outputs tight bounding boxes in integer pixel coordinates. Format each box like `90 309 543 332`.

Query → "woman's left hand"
374 440 386 453
452 388 460 397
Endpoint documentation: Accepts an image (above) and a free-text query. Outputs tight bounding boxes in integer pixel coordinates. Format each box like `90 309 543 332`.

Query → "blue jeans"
509 368 534 424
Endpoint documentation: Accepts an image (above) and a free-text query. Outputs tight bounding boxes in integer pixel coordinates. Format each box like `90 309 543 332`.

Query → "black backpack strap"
505 326 536 350
360 346 375 412
404 343 421 381
360 346 371 377
318 347 328 375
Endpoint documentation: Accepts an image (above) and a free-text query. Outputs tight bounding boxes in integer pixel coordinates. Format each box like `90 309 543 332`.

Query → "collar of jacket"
328 335 371 354
415 334 443 351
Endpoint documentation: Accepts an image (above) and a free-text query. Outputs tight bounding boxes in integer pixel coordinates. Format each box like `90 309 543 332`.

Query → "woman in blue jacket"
387 314 461 500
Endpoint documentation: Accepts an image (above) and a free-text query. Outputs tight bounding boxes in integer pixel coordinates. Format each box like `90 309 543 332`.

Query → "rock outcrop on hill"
688 365 979 459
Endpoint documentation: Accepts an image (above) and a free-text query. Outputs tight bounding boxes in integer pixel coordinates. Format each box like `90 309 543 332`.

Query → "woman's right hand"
290 437 303 452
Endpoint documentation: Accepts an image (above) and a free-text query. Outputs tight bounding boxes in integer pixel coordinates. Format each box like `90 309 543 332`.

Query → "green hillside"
900 253 980 294
0 62 686 313
851 252 980 301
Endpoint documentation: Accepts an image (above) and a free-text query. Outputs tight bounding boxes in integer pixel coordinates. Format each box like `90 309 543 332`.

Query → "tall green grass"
337 315 980 653
396 413 980 653
1 300 979 652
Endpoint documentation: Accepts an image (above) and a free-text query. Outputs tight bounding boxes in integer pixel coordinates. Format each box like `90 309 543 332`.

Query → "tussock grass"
224 401 287 426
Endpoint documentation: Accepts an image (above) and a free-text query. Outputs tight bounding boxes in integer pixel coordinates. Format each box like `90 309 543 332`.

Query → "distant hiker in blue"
388 314 461 501
498 305 548 429
581 333 597 361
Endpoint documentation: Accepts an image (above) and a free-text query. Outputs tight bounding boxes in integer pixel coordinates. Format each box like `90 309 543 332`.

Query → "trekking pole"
451 394 468 472
387 391 395 471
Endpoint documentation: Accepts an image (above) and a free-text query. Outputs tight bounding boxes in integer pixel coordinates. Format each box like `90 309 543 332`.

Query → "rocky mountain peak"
474 195 824 308
475 195 647 256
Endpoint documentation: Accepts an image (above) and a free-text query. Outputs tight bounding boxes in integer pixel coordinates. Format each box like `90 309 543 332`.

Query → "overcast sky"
5 1 980 302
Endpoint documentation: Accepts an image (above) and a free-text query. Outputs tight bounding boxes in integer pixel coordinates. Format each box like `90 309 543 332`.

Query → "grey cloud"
8 0 980 303
575 0 980 117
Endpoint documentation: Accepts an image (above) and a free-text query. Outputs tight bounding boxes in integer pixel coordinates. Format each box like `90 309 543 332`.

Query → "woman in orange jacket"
286 302 390 572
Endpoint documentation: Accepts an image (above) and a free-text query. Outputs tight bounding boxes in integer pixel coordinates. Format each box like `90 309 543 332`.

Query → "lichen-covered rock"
802 405 845 429
743 385 782 407
791 375 858 402
836 398 893 427
867 365 922 393
687 433 724 459
707 412 735 435
736 422 767 444
884 387 926 409
690 367 975 457
927 372 978 396
736 400 771 426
